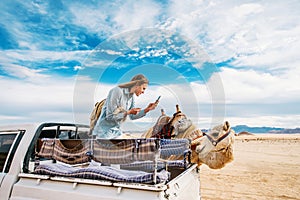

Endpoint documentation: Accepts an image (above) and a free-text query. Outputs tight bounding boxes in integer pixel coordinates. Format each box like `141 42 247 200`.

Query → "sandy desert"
199 134 300 200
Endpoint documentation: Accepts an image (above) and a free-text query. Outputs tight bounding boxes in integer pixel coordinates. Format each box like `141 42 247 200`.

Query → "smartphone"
155 96 161 103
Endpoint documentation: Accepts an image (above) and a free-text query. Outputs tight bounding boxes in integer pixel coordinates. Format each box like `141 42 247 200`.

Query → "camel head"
169 105 193 136
192 121 235 169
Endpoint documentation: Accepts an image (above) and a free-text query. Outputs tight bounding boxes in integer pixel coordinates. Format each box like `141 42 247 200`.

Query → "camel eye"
178 117 186 123
211 132 219 138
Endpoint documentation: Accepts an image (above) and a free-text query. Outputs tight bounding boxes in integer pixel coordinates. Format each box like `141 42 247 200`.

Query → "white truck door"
0 130 24 186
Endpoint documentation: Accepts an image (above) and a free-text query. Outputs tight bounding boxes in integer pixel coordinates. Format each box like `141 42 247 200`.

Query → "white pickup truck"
0 122 201 200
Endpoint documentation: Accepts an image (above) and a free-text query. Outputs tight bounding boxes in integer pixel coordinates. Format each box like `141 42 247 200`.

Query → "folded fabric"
92 139 136 164
119 160 186 172
38 139 90 164
38 139 189 164
34 162 169 184
160 139 190 158
52 140 90 164
92 139 159 164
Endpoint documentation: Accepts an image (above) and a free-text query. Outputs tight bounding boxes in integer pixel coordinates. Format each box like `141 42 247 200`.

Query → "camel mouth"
195 128 234 156
197 145 207 154
203 127 232 146
176 118 189 127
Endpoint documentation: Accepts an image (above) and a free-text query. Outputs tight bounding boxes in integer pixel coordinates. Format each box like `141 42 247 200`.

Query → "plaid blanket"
160 139 190 158
93 139 159 164
38 139 90 164
120 160 186 172
34 162 169 184
135 139 159 161
37 138 189 166
92 139 136 164
38 139 55 159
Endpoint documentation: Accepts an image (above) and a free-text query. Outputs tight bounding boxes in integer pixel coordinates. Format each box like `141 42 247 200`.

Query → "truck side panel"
11 177 164 200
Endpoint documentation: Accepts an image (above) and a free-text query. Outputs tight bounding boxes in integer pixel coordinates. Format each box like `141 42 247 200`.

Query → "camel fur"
142 105 235 169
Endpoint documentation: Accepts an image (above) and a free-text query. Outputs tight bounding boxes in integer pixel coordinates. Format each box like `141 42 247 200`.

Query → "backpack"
89 99 106 133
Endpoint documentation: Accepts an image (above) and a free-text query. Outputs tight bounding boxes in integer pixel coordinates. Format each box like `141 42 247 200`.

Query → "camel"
142 105 235 169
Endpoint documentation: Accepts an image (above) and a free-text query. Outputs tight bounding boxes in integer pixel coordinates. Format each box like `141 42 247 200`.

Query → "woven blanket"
34 162 169 184
120 160 186 172
37 138 189 166
38 139 90 164
134 139 159 161
93 139 159 164
92 139 136 164
160 139 190 158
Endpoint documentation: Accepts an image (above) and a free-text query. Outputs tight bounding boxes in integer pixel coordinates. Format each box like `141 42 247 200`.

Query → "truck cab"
0 128 25 185
0 123 90 200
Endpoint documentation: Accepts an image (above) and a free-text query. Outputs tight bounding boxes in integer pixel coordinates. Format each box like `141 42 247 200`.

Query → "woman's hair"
118 74 149 88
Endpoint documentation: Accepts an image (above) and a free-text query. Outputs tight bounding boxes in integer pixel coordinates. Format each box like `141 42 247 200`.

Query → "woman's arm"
105 87 127 122
129 102 157 120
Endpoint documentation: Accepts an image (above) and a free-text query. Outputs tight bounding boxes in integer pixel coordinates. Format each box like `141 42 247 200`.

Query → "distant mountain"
268 128 300 134
232 125 300 134
124 123 300 134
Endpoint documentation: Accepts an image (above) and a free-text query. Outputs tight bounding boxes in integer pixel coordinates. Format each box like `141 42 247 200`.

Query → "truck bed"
11 164 200 200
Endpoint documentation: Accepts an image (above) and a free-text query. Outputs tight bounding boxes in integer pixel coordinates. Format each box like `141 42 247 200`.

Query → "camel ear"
176 104 180 112
223 121 230 131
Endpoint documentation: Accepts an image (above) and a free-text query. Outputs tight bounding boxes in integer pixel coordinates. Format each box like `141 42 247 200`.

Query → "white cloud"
74 65 83 71
0 50 90 63
69 3 115 35
2 64 49 80
0 76 73 107
0 76 75 124
1 71 299 129
112 1 162 31
1 0 300 129
232 3 264 17
219 67 300 104
161 0 300 71
226 115 300 129
69 0 162 36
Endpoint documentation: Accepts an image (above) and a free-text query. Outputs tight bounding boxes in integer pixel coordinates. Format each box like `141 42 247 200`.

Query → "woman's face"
134 83 148 96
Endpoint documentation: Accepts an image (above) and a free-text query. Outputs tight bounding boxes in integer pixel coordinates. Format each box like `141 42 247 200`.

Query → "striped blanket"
160 139 190 158
37 138 190 165
34 162 169 184
120 160 186 172
35 138 190 183
38 139 90 164
93 139 159 164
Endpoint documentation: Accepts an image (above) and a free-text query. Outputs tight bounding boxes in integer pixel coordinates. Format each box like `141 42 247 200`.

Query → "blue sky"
0 0 299 130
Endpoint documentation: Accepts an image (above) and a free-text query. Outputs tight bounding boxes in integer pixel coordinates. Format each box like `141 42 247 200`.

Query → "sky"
0 0 299 131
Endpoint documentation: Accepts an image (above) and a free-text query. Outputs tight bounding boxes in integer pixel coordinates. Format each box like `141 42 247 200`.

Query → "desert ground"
199 134 300 200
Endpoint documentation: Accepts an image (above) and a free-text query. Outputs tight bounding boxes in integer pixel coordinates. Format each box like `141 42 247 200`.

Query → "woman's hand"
144 102 158 113
127 108 141 115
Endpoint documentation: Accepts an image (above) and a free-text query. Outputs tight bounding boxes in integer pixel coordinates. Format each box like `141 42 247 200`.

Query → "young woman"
92 74 158 138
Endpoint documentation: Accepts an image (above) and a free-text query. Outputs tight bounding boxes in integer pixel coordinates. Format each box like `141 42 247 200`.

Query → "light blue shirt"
92 86 146 138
